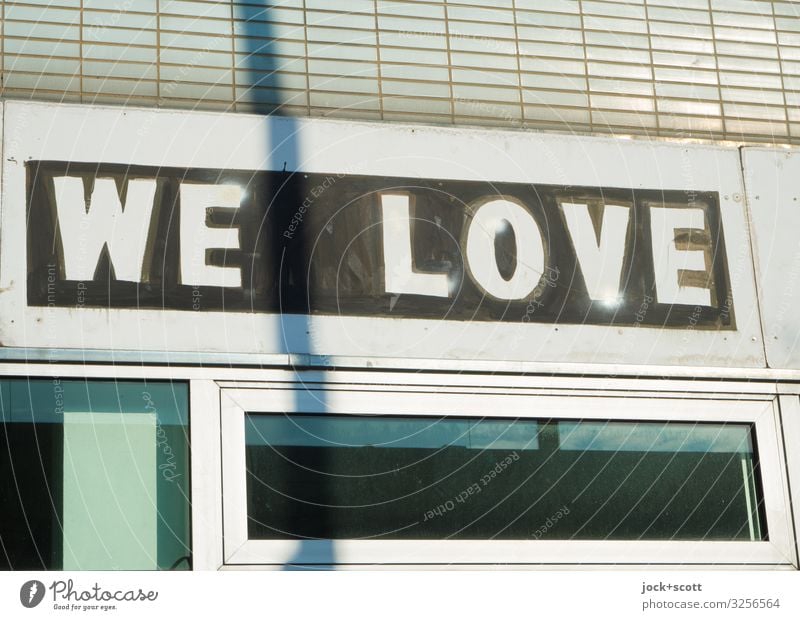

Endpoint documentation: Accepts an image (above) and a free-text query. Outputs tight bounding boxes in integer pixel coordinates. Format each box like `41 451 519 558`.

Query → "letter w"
54 177 157 282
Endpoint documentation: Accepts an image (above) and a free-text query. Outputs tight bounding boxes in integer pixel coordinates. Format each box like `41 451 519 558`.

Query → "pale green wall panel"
62 412 158 570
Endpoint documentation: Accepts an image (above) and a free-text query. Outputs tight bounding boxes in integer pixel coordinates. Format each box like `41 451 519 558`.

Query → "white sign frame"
0 100 765 368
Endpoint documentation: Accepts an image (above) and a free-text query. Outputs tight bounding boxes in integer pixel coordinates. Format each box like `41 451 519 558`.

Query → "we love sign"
27 161 733 329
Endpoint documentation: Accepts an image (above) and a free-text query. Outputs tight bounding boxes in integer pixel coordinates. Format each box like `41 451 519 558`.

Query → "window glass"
245 414 764 541
0 379 190 570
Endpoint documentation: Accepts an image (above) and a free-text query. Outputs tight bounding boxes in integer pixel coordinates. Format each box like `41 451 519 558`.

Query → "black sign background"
26 161 734 329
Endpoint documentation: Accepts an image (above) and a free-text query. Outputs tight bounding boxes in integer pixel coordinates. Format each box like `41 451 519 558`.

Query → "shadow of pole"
239 1 335 570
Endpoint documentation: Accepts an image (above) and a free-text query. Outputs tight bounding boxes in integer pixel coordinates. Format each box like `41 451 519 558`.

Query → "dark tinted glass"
245 414 764 541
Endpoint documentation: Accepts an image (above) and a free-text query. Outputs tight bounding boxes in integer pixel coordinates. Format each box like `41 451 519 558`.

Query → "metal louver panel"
1 0 800 143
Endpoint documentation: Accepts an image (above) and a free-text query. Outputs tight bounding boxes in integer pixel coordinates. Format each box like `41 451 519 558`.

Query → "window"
219 381 793 566
0 379 190 570
244 414 763 542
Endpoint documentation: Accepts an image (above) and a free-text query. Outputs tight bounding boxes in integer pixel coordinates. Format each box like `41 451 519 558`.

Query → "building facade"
1 0 800 570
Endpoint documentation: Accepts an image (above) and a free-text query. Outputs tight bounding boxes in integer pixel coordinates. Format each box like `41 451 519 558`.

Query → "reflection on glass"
0 380 191 570
245 414 764 541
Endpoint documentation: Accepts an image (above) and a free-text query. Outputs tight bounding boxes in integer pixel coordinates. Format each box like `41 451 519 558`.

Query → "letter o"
465 197 546 300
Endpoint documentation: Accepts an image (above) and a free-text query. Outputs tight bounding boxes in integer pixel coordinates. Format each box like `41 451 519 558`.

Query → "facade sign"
0 102 765 367
28 161 733 330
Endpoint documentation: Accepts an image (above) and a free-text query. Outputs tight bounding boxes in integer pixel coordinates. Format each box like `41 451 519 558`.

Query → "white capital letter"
54 176 157 282
649 206 712 306
180 184 242 288
562 202 630 302
381 193 449 297
466 198 545 300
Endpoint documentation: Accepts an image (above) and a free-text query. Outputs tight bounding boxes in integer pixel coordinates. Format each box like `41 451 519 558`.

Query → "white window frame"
0 363 795 569
216 376 796 568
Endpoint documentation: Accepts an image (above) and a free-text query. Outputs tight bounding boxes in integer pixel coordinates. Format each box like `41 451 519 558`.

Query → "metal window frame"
213 373 797 569
0 363 796 570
